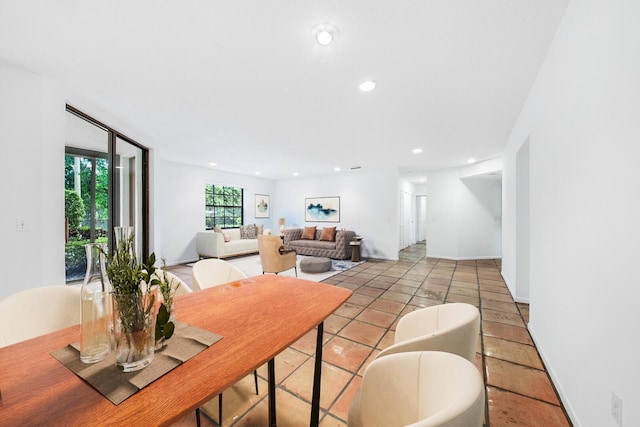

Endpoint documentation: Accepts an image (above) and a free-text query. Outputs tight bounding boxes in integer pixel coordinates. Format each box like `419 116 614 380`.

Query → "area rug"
224 254 365 282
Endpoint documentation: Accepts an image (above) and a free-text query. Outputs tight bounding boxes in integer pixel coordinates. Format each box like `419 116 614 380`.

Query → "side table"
350 240 362 262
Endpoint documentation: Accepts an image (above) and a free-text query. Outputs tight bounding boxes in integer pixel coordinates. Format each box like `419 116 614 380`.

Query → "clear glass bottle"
80 243 112 363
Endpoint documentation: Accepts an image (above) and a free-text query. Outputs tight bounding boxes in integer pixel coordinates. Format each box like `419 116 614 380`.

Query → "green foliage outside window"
64 153 109 281
65 189 85 229
64 155 109 229
205 184 243 229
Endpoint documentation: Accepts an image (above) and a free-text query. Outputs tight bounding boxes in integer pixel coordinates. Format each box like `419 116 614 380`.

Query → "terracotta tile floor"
169 243 573 427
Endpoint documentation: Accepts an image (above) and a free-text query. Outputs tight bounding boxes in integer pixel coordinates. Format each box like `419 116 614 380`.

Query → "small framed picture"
255 194 270 218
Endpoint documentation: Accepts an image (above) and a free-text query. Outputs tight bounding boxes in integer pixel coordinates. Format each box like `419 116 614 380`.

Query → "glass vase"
80 243 112 363
114 226 134 242
112 286 158 372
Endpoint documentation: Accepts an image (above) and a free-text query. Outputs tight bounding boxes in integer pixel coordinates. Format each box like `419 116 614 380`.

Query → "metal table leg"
310 321 324 427
269 358 276 427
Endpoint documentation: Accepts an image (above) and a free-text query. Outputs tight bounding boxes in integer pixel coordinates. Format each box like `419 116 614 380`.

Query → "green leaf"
157 303 169 325
163 321 175 339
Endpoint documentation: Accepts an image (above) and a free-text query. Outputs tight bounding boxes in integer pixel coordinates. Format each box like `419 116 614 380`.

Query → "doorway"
64 107 149 283
416 195 427 244
516 138 531 303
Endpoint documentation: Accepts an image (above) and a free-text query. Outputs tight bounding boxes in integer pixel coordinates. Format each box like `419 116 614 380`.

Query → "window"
205 184 243 229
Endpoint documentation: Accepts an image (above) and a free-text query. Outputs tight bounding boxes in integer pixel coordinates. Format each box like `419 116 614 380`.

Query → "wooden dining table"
0 274 352 426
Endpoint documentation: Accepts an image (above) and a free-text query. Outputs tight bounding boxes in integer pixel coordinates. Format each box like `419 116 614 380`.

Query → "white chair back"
151 270 192 300
377 302 480 363
349 351 485 427
0 285 81 347
191 259 247 291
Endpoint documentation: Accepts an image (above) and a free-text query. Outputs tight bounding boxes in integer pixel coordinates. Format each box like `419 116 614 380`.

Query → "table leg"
310 321 324 427
268 358 276 427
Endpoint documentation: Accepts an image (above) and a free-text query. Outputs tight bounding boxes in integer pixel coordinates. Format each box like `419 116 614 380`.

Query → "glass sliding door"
65 106 149 283
113 136 147 261
64 112 110 282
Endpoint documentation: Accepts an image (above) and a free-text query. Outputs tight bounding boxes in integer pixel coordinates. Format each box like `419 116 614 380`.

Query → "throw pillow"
240 224 257 239
301 226 317 240
256 224 264 236
213 226 222 233
319 226 337 242
223 231 231 242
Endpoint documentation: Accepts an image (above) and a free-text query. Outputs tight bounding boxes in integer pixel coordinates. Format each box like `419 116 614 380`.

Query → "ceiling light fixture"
311 23 338 46
317 30 332 46
293 172 299 176
467 158 476 164
412 148 423 154
359 81 376 92
334 167 341 171
255 171 261 175
209 162 217 166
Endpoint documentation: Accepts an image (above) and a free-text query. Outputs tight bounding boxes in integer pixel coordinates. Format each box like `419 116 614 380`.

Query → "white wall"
275 168 399 260
502 0 640 425
154 158 276 265
426 165 502 260
0 63 66 299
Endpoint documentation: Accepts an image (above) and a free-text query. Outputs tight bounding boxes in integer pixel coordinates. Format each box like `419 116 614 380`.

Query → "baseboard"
500 271 530 304
528 325 580 426
426 254 502 261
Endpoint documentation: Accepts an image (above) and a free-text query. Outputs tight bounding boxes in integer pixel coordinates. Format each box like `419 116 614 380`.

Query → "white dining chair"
190 258 257 425
151 270 193 300
191 258 248 291
0 285 81 348
377 302 480 363
348 351 485 427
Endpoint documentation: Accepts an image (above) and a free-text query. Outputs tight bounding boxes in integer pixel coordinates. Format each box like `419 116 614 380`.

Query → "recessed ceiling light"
209 162 217 166
359 81 376 92
420 178 427 182
317 30 332 45
293 172 299 176
255 171 261 175
412 148 423 154
312 23 338 46
334 167 341 171
467 158 476 164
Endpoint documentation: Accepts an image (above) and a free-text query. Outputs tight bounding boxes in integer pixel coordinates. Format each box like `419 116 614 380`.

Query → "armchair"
257 235 297 276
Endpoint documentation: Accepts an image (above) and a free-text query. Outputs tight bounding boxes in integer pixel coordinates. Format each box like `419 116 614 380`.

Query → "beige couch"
196 228 263 259
283 228 356 259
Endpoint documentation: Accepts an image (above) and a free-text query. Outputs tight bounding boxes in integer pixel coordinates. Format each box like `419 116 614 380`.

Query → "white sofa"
196 228 269 259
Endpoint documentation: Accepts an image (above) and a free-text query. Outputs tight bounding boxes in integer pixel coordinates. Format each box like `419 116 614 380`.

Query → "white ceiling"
0 0 568 182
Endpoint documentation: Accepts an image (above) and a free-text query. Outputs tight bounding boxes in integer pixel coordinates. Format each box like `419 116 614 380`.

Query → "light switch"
16 218 27 232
